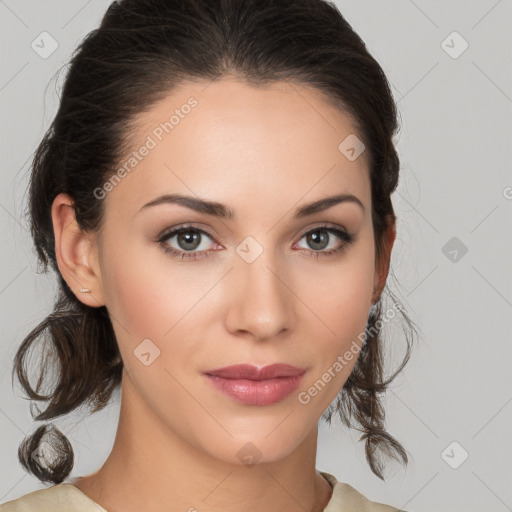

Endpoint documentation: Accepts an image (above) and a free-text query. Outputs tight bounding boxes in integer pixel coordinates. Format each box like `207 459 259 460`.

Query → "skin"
51 76 395 512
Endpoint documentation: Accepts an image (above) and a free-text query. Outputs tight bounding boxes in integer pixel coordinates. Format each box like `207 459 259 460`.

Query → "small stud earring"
80 288 91 293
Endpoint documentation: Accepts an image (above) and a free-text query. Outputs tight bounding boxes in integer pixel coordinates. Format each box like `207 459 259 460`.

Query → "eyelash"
156 223 355 261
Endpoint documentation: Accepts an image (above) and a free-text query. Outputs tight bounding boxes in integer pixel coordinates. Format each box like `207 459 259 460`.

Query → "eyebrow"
137 192 364 219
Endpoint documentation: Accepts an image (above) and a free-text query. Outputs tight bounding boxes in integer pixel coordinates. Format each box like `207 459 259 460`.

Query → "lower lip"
204 374 304 406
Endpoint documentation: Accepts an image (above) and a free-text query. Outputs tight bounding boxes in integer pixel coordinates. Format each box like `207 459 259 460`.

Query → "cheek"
99 233 218 348
100 240 164 337
304 242 374 339
298 238 375 393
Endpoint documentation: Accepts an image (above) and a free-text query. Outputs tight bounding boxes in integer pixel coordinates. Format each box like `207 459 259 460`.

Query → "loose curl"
12 0 418 484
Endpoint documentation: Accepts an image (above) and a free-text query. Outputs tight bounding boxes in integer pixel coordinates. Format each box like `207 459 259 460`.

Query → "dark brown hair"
13 0 418 484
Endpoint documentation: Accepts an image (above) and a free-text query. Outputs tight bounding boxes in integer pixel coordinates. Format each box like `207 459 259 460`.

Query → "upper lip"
204 364 306 380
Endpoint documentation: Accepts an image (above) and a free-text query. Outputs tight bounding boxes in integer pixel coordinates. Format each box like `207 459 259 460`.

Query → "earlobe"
51 193 104 307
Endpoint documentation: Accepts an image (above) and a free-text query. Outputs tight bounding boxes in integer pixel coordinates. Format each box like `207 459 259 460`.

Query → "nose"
224 248 295 341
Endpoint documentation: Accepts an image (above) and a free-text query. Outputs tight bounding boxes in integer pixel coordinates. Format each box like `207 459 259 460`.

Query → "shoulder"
320 471 409 512
0 483 106 512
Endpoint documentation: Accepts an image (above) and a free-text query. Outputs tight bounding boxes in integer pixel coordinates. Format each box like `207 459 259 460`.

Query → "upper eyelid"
158 224 217 242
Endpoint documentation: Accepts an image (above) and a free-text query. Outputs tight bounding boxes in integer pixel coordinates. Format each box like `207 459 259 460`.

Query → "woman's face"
89 77 386 465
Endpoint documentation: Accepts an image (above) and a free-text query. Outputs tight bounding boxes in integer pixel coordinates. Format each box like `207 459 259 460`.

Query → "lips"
204 363 306 380
203 364 306 406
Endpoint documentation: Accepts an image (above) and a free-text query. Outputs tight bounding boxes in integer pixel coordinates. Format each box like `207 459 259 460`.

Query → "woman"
1 0 417 510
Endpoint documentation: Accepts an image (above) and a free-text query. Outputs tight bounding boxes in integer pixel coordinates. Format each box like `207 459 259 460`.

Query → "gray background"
1 1 511 511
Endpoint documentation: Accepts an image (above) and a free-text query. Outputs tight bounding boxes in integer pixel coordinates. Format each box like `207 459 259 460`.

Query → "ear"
372 215 396 305
51 192 104 307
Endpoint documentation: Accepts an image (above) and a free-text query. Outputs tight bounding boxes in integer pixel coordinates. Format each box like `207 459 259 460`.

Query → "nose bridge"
226 235 293 338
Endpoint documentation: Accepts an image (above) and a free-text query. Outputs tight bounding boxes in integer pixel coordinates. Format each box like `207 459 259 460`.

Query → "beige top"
0 471 407 511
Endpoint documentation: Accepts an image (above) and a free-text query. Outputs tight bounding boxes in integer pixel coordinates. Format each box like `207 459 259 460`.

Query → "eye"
157 225 219 261
156 223 355 261
294 224 355 259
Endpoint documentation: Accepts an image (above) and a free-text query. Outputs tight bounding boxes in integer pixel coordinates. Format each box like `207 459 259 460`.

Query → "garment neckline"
58 482 108 511
61 472 338 512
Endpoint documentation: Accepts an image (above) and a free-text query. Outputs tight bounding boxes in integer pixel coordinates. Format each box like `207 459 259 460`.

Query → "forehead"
104 77 370 220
